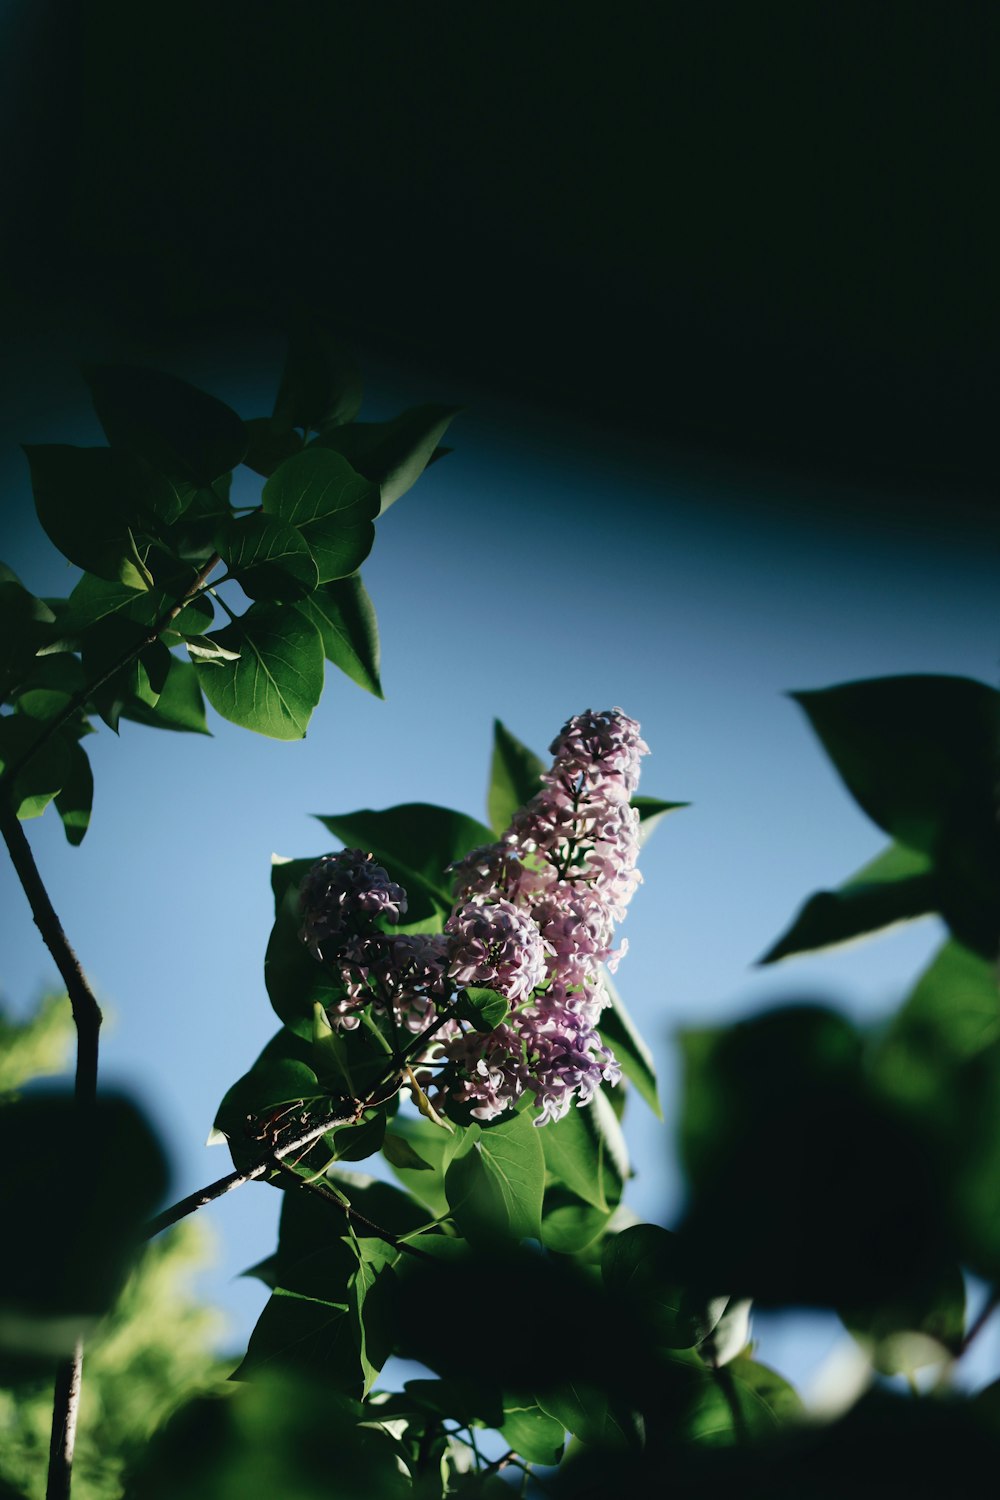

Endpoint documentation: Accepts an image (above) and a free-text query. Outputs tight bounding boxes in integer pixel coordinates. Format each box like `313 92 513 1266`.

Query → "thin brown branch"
272 1157 435 1261
0 798 102 1103
46 1340 83 1500
2 552 222 786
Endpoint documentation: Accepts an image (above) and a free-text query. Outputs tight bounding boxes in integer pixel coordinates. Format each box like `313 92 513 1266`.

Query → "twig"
143 1102 360 1240
0 800 102 1104
45 1340 83 1500
272 1158 436 1260
1 552 222 787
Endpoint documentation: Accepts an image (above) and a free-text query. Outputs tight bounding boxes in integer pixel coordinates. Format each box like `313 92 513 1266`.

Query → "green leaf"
120 655 211 735
679 1357 803 1444
13 652 86 720
0 716 72 820
381 1129 434 1172
264 879 346 1036
273 327 363 433
841 1260 966 1374
534 1384 641 1450
488 719 545 834
53 739 94 845
792 675 1000 856
455 986 510 1032
603 1224 726 1350
296 575 382 697
314 803 494 923
194 603 324 739
313 403 459 512
0 574 56 702
82 619 170 731
539 1191 612 1254
215 512 319 602
213 1027 329 1171
678 1006 955 1308
760 841 938 963
633 794 689 844
0 1090 168 1360
262 448 379 583
381 1116 462 1217
242 416 304 478
541 1088 628 1211
24 444 153 587
48 571 163 642
596 967 661 1118
83 364 247 484
445 1109 544 1244
500 1399 565 1465
235 1289 362 1394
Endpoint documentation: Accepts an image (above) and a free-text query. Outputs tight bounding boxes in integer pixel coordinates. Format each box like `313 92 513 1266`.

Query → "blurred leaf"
841 1260 965 1374
445 1110 544 1243
0 993 73 1094
215 512 318 602
534 1383 641 1450
488 719 545 834
24 445 153 588
296 574 382 697
761 842 938 963
0 1091 169 1357
539 1192 612 1254
793 675 999 856
313 404 459 511
194 603 324 739
83 364 247 485
541 1088 628 1211
120 655 211 735
678 1005 953 1307
315 803 494 923
53 738 94 844
262 448 379 583
273 327 363 433
596 967 661 1118
130 1372 409 1500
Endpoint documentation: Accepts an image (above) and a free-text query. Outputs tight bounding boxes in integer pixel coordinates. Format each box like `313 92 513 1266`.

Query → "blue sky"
2 344 998 1392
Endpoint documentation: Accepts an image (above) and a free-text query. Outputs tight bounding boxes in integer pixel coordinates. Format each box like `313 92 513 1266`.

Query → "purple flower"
299 849 408 961
446 897 547 1003
546 707 649 799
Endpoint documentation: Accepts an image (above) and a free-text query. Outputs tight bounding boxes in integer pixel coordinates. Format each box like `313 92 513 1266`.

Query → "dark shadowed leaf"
194 603 324 739
242 416 304 478
760 841 938 963
0 572 56 702
315 803 493 923
83 364 247 484
13 652 86 720
25 444 153 588
273 327 363 433
296 575 382 697
263 448 379 582
313 404 458 511
0 1090 168 1361
602 1224 726 1350
0 715 71 820
792 675 1000 856
500 1398 566 1465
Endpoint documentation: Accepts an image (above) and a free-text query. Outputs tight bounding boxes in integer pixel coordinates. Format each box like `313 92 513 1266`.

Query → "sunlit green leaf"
596 967 661 1117
541 1088 628 1211
263 448 379 583
296 575 382 697
120 654 211 735
194 603 324 739
215 512 319 602
313 403 458 511
445 1109 544 1243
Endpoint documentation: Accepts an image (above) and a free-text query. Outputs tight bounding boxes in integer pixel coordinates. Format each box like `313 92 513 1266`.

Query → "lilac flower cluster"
297 708 648 1127
439 708 648 1124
